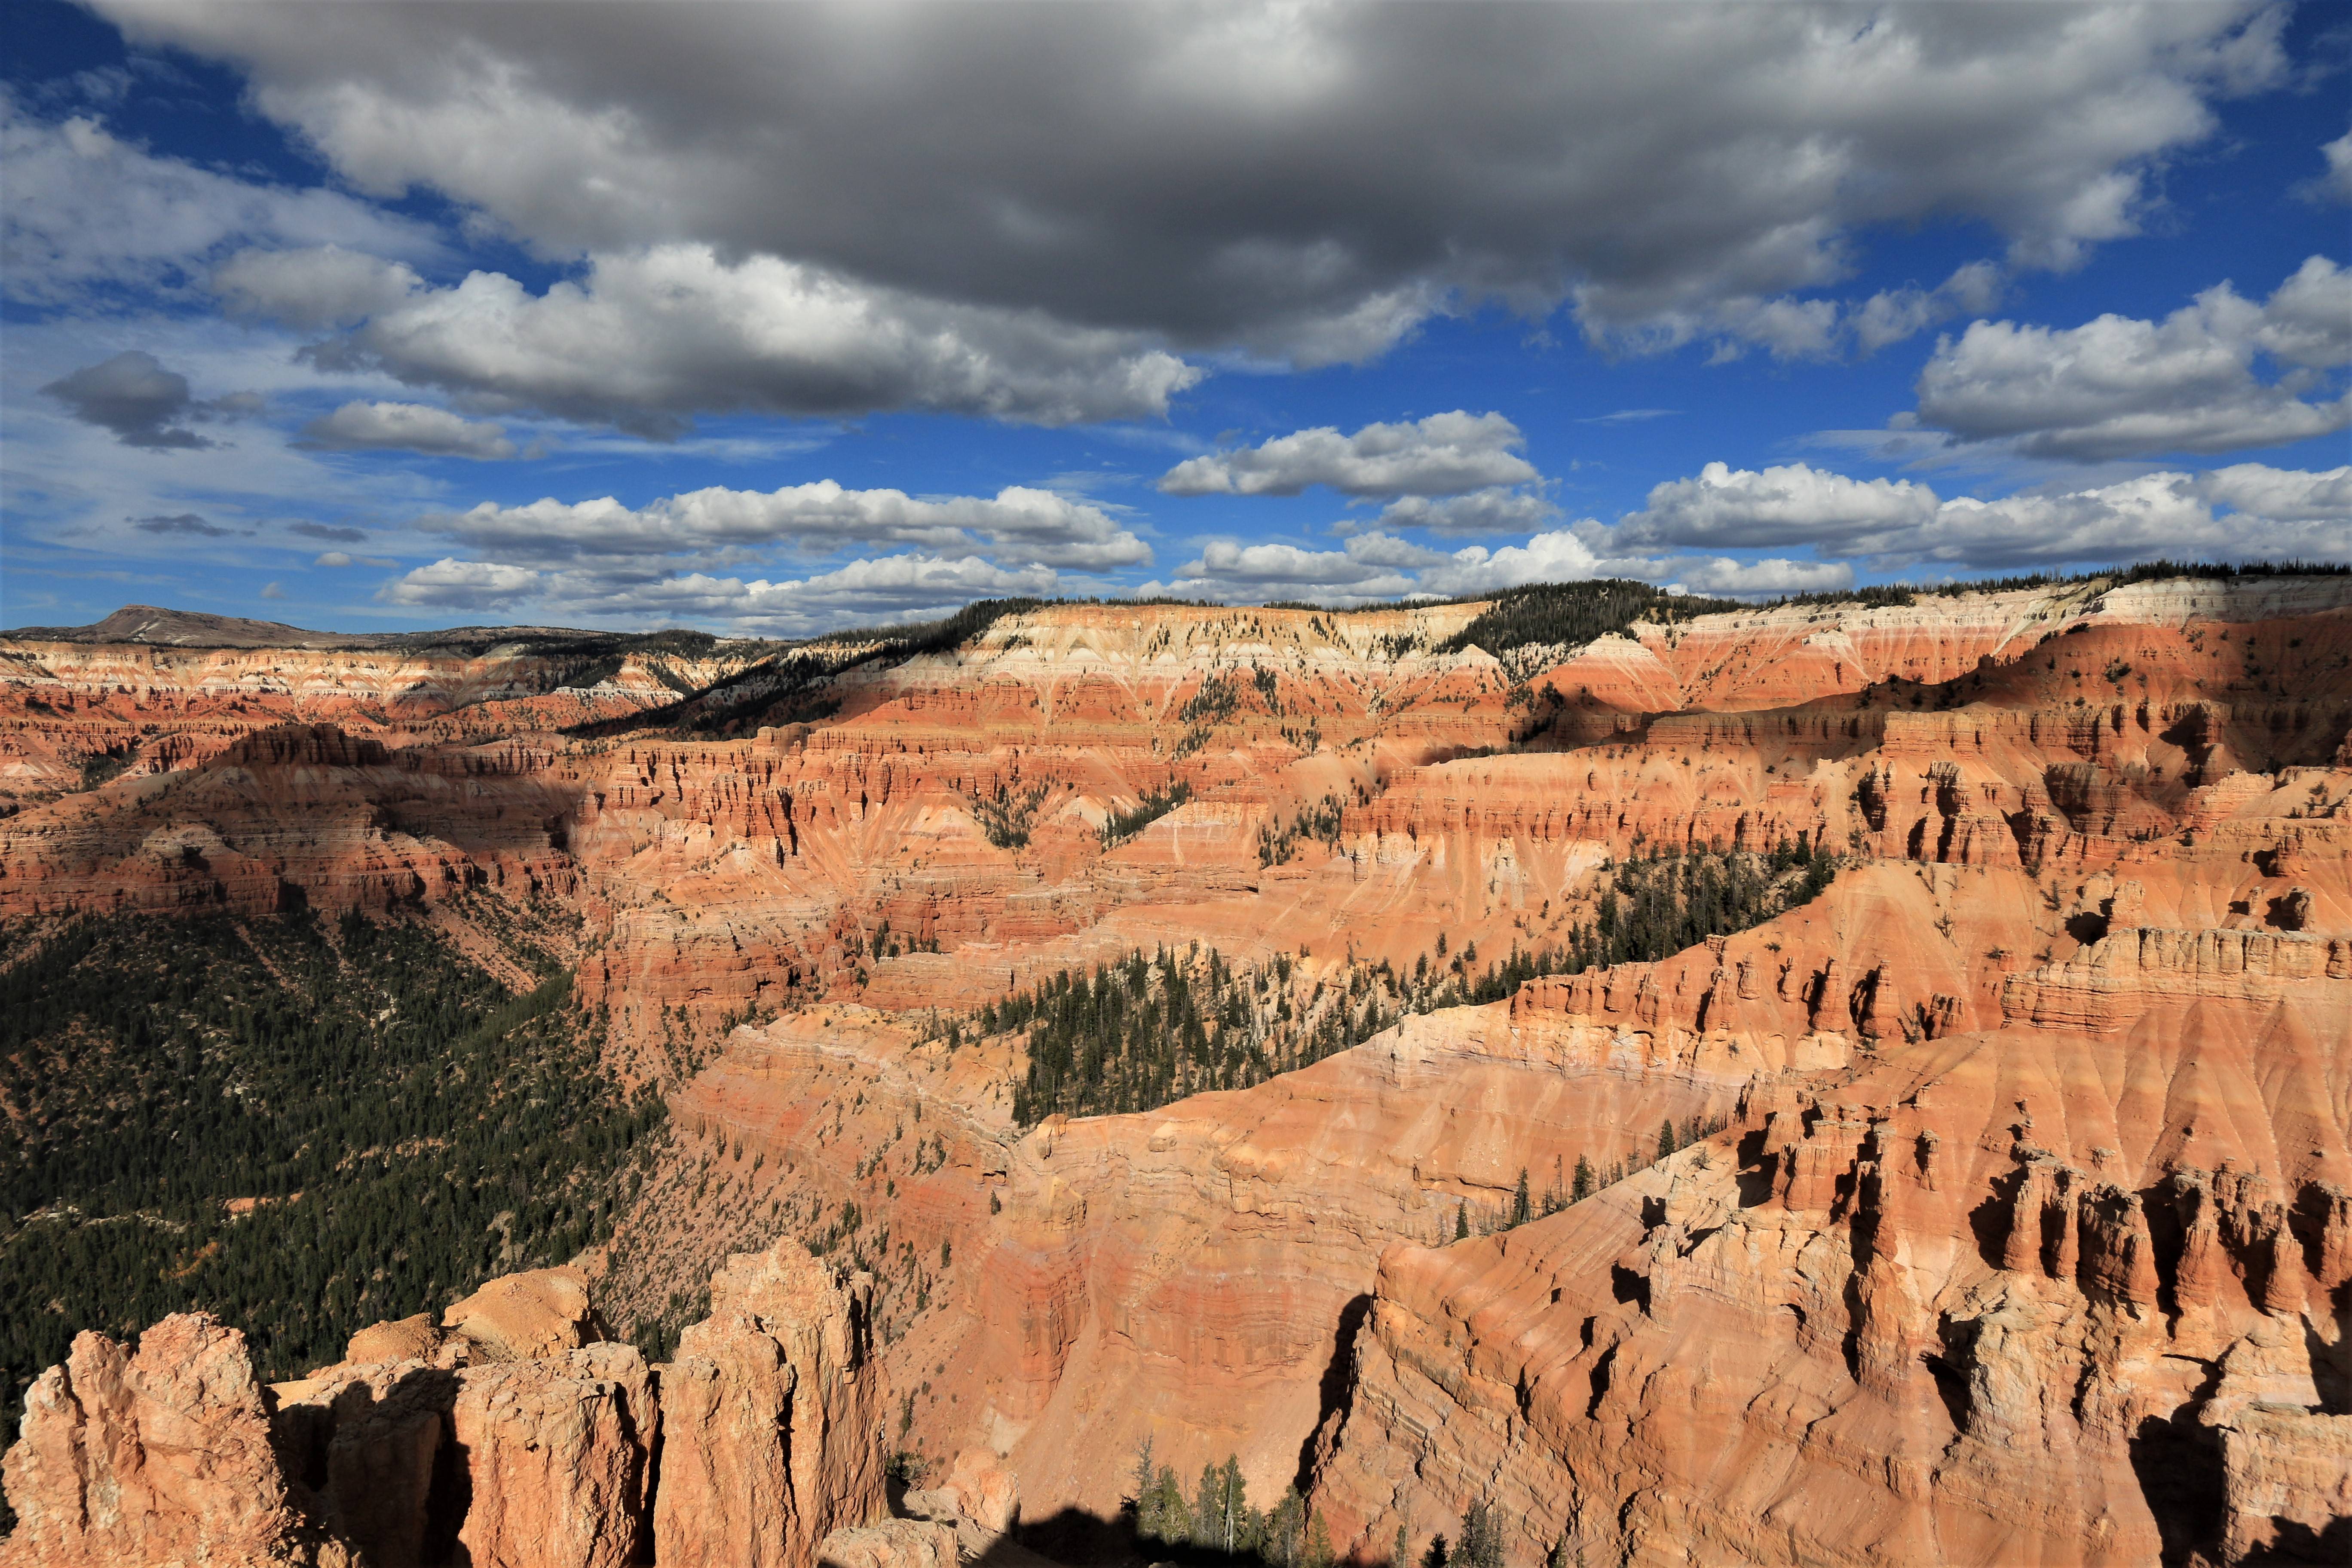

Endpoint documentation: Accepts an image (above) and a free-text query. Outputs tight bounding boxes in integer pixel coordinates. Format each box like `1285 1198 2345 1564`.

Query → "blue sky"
3 0 2346 636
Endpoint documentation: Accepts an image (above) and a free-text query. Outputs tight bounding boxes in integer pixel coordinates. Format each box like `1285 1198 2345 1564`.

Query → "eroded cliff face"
1306 909 2351 1568
0 1243 883 1568
0 634 766 801
6 576 2349 1565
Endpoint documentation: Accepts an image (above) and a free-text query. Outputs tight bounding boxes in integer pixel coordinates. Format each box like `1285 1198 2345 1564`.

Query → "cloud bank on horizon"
1 0 2346 636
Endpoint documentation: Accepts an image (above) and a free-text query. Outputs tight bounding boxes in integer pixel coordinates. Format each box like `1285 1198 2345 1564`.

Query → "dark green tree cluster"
1131 1440 1334 1568
998 844 1832 1127
77 740 138 790
588 598 1045 741
1574 837 1834 971
1418 1498 1583 1568
571 642 861 739
1452 1499 1504 1568
0 910 662 1470
1913 558 2346 600
1102 778 1193 848
999 946 1396 1125
1437 581 1745 658
1179 673 1242 725
1257 793 1344 867
1436 840 1838 1012
969 778 1051 849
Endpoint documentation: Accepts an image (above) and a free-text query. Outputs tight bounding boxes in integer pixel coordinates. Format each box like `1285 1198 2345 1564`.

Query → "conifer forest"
0 909 662 1457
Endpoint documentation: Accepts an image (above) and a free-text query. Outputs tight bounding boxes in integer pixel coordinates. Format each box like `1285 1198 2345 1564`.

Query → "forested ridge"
0 909 663 1483
1461 836 1838 1000
998 841 1836 1125
998 944 1393 1124
1436 579 1744 658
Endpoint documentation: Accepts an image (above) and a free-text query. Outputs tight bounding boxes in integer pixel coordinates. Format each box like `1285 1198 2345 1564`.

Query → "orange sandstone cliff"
3 573 2348 1566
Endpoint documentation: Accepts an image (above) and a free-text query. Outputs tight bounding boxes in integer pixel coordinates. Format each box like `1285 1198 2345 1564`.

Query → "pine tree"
1657 1118 1677 1161
1267 1489 1307 1567
1305 1510 1335 1568
1194 1461 1222 1548
1571 1154 1596 1204
1454 1204 1470 1242
1132 1436 1158 1536
1218 1455 1247 1554
1458 1499 1503 1568
1151 1467 1185 1544
1512 1167 1531 1228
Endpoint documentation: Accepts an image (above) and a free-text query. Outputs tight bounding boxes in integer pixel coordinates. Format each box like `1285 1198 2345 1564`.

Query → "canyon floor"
2 571 2347 1568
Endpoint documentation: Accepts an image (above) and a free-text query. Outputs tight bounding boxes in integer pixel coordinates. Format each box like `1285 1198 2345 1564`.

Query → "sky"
2 0 2346 638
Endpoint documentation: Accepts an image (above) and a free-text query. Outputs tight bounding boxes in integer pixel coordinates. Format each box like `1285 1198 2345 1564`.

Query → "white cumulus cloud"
1161 412 1538 498
298 400 515 460
2195 461 2352 523
1146 523 1845 606
1615 462 1942 551
1369 487 1562 536
1602 459 2352 571
373 479 1148 632
430 481 1148 573
2303 127 2352 205
380 557 542 609
384 551 1060 636
1911 255 2351 460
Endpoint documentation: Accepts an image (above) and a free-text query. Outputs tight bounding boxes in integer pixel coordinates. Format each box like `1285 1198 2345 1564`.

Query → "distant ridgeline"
996 841 1836 1125
147 561 2340 747
573 597 1047 740
0 908 664 1462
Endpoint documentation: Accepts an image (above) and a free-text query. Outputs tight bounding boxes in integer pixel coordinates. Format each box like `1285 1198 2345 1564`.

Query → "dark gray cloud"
44 351 208 448
218 244 1198 430
92 0 2291 420
40 349 265 450
290 521 369 543
134 511 232 536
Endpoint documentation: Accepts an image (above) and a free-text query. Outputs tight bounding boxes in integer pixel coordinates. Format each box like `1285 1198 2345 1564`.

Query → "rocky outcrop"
653 1243 888 1568
2220 1408 2352 1564
903 1448 1020 1556
1 1242 888 1568
442 1266 603 1363
447 1346 656 1568
0 1315 346 1568
814 1519 958 1568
